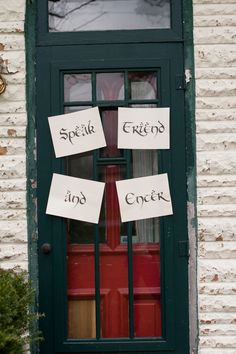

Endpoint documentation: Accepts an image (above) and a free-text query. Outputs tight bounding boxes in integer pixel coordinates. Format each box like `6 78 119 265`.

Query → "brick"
195 68 236 80
195 45 236 67
0 101 26 113
198 187 236 205
199 242 236 259
196 80 236 97
0 1 25 22
0 113 27 126
194 5 236 16
196 122 236 134
196 97 236 109
0 156 25 178
199 283 236 296
0 139 25 155
0 178 26 192
0 243 27 262
199 259 236 283
197 133 236 151
197 175 236 188
200 335 236 349
0 21 24 33
0 261 28 272
0 209 26 220
0 126 26 138
198 217 236 242
194 27 236 44
0 34 25 51
0 84 26 102
198 204 236 217
0 51 26 76
197 151 236 175
0 220 27 243
199 294 236 313
0 191 26 209
200 324 236 336
196 109 236 121
194 16 236 28
199 312 236 324
199 349 236 354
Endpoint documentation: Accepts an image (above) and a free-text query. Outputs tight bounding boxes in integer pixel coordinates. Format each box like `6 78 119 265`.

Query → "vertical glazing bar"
94 225 101 339
93 70 101 339
126 146 134 338
127 221 134 338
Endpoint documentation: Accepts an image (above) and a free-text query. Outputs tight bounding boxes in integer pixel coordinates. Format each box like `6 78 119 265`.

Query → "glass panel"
96 73 124 101
100 109 122 158
133 242 161 337
64 106 92 113
98 164 129 337
129 72 157 100
67 243 96 338
64 74 92 102
49 0 171 32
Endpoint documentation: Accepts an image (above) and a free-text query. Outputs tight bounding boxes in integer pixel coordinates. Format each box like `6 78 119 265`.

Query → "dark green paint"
24 0 196 353
25 1 38 354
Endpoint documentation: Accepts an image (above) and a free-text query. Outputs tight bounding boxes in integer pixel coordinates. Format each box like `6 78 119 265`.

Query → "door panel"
37 43 189 353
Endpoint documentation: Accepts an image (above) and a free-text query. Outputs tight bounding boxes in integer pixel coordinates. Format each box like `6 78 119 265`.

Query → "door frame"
25 1 197 353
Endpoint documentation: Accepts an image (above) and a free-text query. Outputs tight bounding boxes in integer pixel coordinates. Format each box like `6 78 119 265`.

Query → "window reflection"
49 0 171 32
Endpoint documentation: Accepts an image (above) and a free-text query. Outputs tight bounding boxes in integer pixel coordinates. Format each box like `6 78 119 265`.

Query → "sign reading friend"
116 173 173 223
118 107 170 150
46 173 105 224
48 107 106 158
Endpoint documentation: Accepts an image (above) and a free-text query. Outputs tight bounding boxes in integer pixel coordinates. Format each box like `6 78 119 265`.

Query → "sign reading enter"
118 107 170 150
46 173 105 224
48 107 106 158
116 173 173 223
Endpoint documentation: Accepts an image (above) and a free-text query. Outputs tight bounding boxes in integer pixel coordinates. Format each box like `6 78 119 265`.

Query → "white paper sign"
48 107 106 158
116 173 173 223
118 107 170 150
46 173 105 224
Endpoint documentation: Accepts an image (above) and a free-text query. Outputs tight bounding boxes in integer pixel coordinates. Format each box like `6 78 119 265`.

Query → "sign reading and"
46 173 105 224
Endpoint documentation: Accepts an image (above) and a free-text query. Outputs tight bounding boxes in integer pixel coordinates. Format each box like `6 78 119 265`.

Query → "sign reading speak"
116 173 173 222
48 107 106 158
46 173 105 224
118 107 170 150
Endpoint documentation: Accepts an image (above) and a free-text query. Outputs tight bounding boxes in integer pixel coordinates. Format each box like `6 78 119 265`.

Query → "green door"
36 1 189 353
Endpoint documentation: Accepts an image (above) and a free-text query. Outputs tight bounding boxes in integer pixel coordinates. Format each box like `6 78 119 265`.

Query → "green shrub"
0 268 41 354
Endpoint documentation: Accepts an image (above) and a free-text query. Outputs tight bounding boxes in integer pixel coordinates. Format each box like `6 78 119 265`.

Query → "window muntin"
65 70 162 339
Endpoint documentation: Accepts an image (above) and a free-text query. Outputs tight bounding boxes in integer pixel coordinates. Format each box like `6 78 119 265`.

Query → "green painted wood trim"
25 1 38 354
183 1 198 353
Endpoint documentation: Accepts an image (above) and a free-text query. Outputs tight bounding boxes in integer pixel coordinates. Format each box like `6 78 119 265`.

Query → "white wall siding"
0 0 27 271
194 0 236 352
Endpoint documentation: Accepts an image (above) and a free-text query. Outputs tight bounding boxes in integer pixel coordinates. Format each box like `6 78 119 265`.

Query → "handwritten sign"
118 107 170 150
46 173 105 224
116 173 173 222
48 107 106 158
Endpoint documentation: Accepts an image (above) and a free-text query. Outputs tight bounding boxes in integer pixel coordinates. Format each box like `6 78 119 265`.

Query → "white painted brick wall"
194 0 236 353
1 0 236 353
0 0 27 272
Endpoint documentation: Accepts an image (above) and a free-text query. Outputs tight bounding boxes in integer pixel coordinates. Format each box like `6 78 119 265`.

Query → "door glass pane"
64 74 92 102
96 73 124 101
99 164 129 337
67 243 96 338
100 109 122 158
49 0 171 32
131 149 161 337
129 72 157 100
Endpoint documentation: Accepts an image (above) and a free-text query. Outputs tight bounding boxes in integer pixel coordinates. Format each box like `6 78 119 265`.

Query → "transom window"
48 0 171 32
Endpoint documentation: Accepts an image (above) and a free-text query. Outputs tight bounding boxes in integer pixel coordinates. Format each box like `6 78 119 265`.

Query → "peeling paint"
0 146 7 155
7 128 16 137
0 43 5 51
